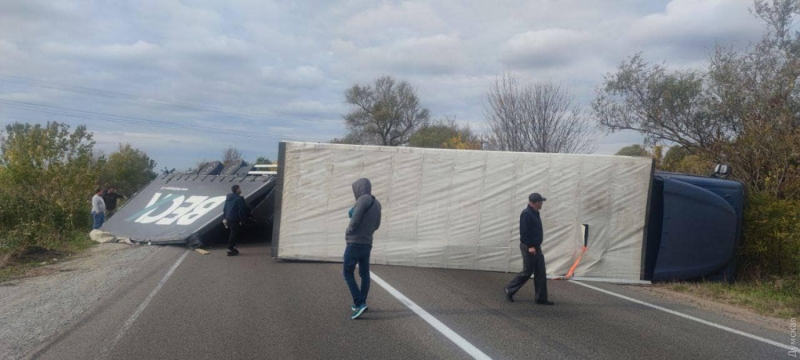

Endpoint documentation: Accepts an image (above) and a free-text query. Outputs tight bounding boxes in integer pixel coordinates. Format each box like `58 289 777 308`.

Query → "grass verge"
666 277 800 319
0 231 95 283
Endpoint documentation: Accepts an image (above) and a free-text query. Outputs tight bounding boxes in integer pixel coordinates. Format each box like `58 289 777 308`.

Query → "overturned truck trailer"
272 141 744 283
102 173 277 247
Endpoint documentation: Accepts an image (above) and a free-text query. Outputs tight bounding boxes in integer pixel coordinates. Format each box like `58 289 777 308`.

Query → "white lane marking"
370 271 492 360
548 275 651 285
99 250 190 357
569 280 793 351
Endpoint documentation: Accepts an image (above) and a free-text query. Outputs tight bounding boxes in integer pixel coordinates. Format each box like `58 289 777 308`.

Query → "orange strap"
564 246 588 279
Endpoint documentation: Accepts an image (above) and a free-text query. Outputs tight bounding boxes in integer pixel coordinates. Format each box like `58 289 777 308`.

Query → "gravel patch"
0 243 162 360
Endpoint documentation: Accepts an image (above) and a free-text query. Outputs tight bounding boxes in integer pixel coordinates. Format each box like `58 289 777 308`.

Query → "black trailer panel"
102 174 275 245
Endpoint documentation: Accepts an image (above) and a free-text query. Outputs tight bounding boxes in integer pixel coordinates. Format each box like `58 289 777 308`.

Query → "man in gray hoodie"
344 178 381 319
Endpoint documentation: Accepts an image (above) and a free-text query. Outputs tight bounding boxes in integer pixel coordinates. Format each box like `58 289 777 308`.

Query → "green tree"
740 192 800 277
594 0 800 280
615 145 650 157
661 145 713 174
593 0 800 198
99 143 157 197
674 155 714 175
442 133 482 150
0 122 95 179
342 76 431 146
662 146 690 170
408 119 481 149
408 123 456 148
255 156 272 165
331 134 357 144
0 122 101 251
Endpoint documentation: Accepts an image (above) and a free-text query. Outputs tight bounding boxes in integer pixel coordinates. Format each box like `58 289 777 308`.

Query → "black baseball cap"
529 193 546 203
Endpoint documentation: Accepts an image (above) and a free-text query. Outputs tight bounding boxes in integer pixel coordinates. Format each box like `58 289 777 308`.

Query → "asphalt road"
28 241 790 359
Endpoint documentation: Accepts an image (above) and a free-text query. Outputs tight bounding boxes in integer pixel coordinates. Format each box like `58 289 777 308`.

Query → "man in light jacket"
344 178 382 319
91 188 106 230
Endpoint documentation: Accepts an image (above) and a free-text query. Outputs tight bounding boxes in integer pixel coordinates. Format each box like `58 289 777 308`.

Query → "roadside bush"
0 122 100 255
0 185 92 253
738 191 800 279
98 143 157 197
0 122 159 258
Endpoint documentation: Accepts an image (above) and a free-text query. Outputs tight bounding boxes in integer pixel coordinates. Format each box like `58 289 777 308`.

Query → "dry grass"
666 277 800 319
0 232 94 283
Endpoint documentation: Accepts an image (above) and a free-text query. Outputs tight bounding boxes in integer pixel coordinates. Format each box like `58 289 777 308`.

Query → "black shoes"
227 248 239 256
504 288 514 302
506 288 554 305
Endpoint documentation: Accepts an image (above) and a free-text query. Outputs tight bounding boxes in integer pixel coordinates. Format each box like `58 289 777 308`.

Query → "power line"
0 73 339 125
0 98 276 138
0 98 299 140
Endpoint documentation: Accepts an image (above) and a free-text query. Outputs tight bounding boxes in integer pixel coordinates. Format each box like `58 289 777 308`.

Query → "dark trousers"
343 243 372 307
505 243 548 302
228 221 241 250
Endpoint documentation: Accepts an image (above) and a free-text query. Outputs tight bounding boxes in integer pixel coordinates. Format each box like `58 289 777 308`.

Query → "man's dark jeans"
505 243 548 302
228 221 241 250
343 243 372 307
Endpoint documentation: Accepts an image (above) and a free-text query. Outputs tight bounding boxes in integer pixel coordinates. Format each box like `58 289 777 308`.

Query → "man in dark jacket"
344 178 381 319
223 184 247 256
102 186 125 218
504 193 554 305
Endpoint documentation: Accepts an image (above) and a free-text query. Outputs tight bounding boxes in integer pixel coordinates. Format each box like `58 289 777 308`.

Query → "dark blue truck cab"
644 170 746 283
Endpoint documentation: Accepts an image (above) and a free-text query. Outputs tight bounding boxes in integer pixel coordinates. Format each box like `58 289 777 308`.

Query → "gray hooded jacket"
346 178 381 245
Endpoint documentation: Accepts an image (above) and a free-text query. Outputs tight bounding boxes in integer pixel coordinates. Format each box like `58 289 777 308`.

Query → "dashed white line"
569 279 793 351
370 271 492 360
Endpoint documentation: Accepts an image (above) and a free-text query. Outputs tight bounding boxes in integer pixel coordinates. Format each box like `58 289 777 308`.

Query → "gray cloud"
40 41 163 64
628 0 763 62
500 29 597 69
0 0 769 169
331 34 466 75
261 65 328 89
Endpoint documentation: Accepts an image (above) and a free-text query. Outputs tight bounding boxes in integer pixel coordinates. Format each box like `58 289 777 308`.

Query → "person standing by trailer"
344 178 382 320
91 188 106 230
223 184 247 256
102 186 125 218
504 193 555 305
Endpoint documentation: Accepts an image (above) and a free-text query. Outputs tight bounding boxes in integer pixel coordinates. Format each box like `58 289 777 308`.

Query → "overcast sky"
0 0 766 170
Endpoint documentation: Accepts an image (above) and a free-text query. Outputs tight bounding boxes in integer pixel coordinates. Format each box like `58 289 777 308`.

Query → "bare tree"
222 146 243 164
592 54 722 151
485 74 597 154
343 76 431 146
